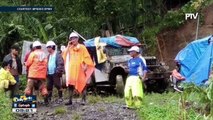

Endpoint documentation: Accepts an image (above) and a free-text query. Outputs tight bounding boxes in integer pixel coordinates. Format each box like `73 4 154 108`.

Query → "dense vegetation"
0 0 213 119
0 91 14 120
138 78 213 120
0 0 211 60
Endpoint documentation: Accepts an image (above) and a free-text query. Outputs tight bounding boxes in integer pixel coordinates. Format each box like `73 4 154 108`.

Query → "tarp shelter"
175 35 213 85
84 35 142 65
84 35 142 83
84 35 141 48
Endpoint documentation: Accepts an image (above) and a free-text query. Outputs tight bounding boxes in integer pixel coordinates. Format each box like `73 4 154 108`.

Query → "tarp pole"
195 14 200 40
73 30 87 41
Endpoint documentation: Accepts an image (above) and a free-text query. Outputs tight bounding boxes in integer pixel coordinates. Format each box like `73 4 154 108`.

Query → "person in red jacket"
24 41 49 105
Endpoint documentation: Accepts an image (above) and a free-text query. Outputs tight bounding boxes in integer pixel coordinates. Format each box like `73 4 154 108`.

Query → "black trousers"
47 73 63 99
47 73 62 91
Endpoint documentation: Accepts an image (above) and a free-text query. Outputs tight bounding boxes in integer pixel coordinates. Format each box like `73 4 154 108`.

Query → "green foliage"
102 95 124 104
19 75 27 92
137 92 208 120
181 79 213 119
55 107 67 115
72 112 82 120
141 0 211 55
87 95 124 104
141 26 159 55
0 91 14 120
186 109 205 120
0 21 24 60
87 95 102 104
138 92 180 120
0 0 212 57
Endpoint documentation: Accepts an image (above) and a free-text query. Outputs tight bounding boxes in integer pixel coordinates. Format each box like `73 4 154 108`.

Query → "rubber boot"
65 87 73 105
48 91 52 102
44 96 49 106
81 88 87 105
58 90 63 98
57 90 63 103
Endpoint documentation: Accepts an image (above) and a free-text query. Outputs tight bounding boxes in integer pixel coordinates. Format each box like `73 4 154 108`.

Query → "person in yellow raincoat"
124 46 147 109
0 62 17 94
62 32 94 105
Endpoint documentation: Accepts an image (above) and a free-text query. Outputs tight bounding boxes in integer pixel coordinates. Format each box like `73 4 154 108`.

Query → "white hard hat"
128 46 140 53
33 41 42 47
69 32 79 39
46 41 56 47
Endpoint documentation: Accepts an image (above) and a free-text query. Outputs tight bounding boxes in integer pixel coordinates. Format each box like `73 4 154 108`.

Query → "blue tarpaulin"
84 35 140 47
175 35 213 85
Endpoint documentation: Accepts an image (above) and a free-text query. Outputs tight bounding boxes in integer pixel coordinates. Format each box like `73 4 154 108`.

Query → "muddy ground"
15 97 139 120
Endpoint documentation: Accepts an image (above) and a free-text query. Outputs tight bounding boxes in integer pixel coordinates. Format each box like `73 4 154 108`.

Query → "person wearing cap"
24 41 49 105
62 32 95 105
0 62 17 93
124 46 147 109
46 41 64 103
3 44 22 98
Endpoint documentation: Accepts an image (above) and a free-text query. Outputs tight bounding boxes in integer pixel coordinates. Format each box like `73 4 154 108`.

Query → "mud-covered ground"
15 96 139 120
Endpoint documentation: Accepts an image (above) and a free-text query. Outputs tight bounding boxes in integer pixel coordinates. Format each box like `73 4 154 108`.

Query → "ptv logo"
185 13 198 20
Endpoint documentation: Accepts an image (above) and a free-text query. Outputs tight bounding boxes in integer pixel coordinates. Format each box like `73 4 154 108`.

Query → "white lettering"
185 13 198 20
192 13 198 19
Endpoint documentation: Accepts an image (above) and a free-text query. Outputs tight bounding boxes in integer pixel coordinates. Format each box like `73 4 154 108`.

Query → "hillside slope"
157 3 213 69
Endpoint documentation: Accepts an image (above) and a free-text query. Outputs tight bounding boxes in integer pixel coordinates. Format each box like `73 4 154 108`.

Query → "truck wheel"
115 75 125 96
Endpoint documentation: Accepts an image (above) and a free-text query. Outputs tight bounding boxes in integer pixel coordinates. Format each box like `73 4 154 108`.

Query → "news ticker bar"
12 108 37 113
0 6 54 12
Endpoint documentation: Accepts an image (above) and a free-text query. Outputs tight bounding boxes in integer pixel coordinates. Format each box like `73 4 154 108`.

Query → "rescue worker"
24 41 49 105
124 46 147 109
3 44 22 97
0 62 17 93
46 41 64 103
62 32 94 105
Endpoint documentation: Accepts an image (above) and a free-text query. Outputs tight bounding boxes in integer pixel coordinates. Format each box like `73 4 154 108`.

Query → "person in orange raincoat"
24 41 49 105
63 32 94 105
